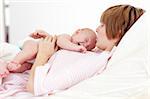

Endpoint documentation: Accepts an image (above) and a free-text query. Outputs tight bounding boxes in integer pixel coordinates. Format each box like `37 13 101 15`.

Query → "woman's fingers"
44 36 48 41
52 35 57 44
48 35 53 42
41 35 57 49
55 45 58 52
52 35 58 51
45 35 58 51
44 35 54 42
38 35 57 59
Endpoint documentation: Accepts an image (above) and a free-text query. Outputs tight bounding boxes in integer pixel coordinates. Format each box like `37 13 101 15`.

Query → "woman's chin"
96 46 105 51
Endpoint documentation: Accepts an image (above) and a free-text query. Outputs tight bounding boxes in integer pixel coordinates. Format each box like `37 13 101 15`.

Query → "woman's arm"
27 36 58 94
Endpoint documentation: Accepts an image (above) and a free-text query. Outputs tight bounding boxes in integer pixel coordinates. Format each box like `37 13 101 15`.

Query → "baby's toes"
7 61 21 71
7 63 13 70
0 69 9 78
5 69 10 75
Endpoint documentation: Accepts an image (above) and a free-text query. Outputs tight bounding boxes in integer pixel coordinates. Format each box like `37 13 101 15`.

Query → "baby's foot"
11 62 32 73
7 61 22 72
0 60 9 78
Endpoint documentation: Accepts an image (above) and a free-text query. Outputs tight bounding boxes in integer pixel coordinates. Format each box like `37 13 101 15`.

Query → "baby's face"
72 29 96 50
72 32 88 47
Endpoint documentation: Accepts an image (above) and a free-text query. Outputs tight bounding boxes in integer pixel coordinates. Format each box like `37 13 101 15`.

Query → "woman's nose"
96 25 101 32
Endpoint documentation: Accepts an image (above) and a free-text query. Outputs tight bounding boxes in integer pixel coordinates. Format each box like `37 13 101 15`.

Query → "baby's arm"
57 34 86 52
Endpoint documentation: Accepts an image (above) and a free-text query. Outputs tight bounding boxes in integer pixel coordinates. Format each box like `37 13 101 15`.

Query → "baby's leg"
14 40 38 64
7 40 38 72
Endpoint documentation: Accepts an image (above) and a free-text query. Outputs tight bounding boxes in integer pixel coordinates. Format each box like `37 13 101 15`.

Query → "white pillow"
107 12 148 75
0 42 20 61
0 42 20 85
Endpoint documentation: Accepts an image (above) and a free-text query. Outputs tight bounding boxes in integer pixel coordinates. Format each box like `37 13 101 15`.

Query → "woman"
27 4 145 95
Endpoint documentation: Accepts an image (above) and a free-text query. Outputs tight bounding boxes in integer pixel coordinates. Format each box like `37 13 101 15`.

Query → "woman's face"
96 23 116 51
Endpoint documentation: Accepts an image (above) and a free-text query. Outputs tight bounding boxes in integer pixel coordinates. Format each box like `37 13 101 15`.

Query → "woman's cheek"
96 38 100 47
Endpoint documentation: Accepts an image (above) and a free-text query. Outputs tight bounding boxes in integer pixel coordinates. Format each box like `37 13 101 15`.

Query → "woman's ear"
114 30 122 45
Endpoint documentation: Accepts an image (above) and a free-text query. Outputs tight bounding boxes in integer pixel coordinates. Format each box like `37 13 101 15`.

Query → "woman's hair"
100 5 145 42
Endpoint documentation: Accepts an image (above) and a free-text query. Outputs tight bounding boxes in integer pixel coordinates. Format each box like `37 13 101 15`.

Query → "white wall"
0 0 5 42
9 0 149 45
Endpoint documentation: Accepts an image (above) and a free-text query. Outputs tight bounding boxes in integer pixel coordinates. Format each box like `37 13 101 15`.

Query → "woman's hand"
37 35 58 61
27 35 58 94
29 30 50 39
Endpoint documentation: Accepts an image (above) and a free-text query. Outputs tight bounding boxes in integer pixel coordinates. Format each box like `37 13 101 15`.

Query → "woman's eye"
100 24 104 27
101 23 105 27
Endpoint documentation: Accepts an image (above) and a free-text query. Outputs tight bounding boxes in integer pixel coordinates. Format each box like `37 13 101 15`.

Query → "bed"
0 11 149 99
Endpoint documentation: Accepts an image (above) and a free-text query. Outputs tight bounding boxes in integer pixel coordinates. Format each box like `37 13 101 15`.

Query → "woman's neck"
104 45 115 52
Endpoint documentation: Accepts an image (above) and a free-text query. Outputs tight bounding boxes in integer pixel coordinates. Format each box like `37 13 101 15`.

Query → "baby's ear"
85 38 91 44
85 38 88 42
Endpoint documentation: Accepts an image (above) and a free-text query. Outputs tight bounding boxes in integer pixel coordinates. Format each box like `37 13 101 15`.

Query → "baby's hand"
29 29 50 39
77 46 87 53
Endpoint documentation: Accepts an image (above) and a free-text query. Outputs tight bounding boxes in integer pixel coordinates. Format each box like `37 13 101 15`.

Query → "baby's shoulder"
59 34 70 37
58 34 72 41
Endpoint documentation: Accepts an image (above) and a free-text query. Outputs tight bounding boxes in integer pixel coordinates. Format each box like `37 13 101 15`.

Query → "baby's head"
72 28 96 51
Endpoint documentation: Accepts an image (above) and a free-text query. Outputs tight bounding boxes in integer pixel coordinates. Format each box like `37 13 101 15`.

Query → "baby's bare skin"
0 59 9 78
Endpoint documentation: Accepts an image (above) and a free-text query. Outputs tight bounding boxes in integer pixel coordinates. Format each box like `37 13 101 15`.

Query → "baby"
57 28 96 52
0 28 96 76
